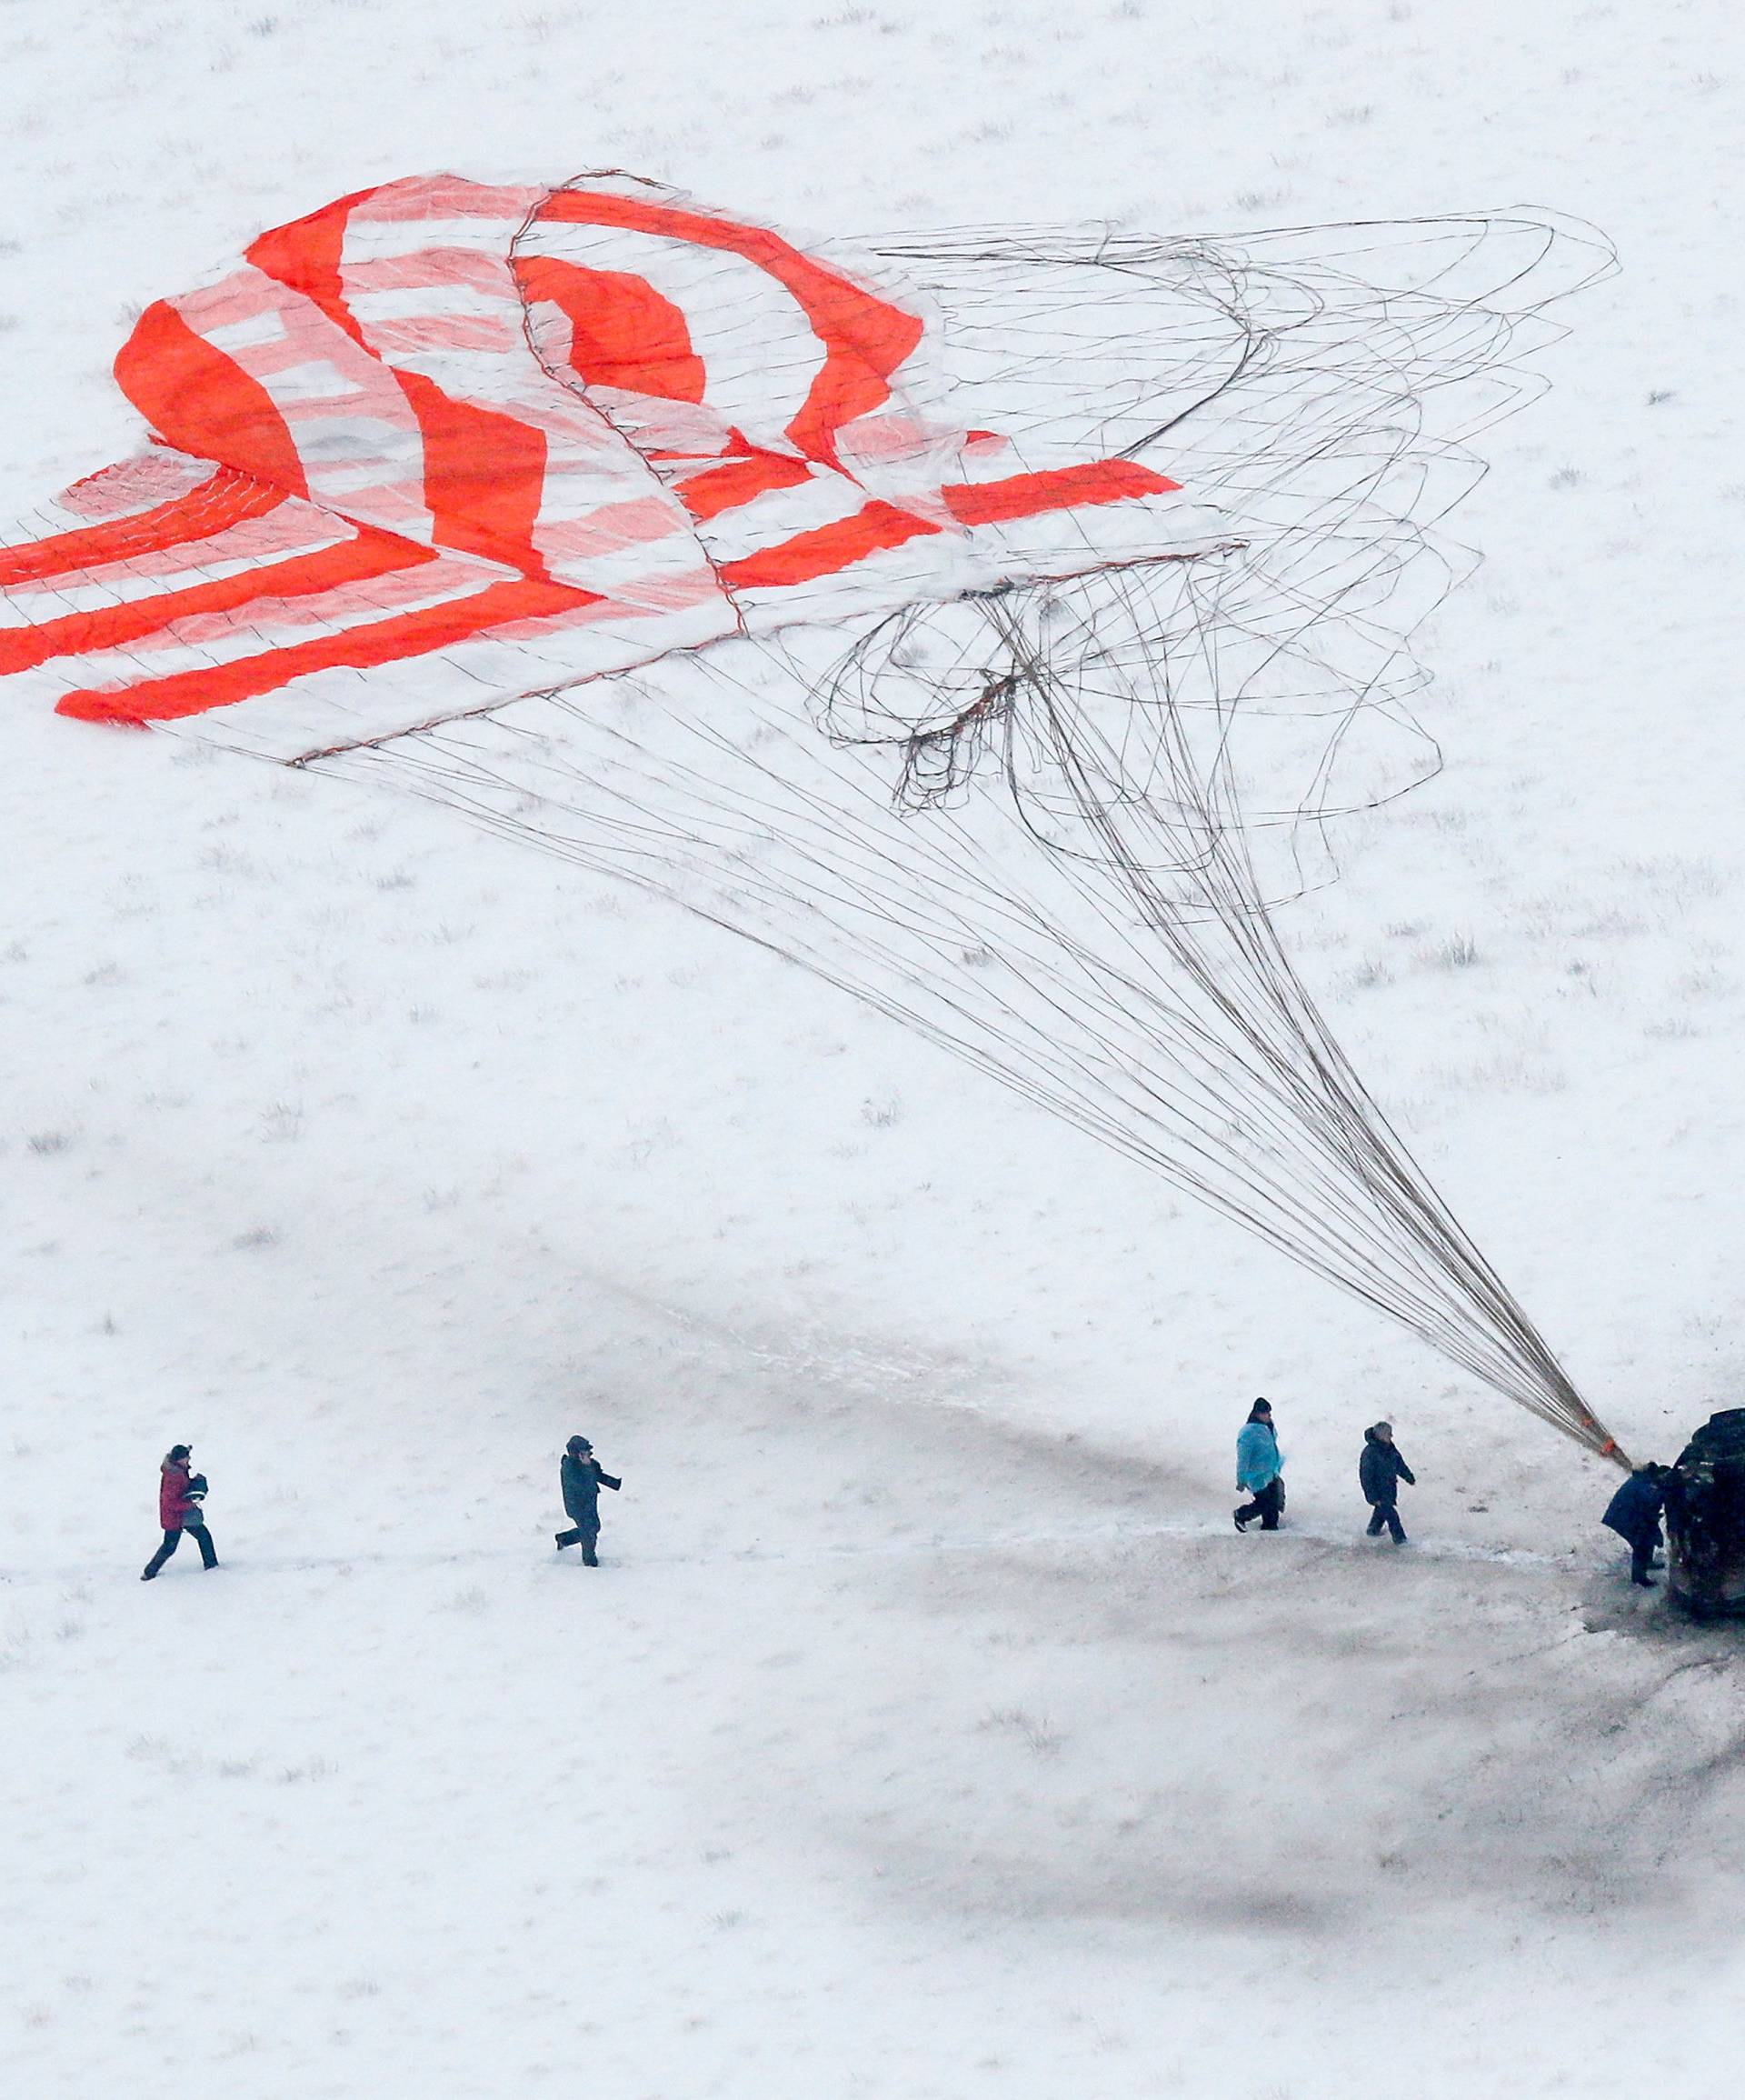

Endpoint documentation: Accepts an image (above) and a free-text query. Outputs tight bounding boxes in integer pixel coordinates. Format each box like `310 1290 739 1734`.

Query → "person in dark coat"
1233 1398 1285 1532
1359 1421 1416 1544
141 1444 218 1580
1602 1465 1669 1587
555 1436 621 1565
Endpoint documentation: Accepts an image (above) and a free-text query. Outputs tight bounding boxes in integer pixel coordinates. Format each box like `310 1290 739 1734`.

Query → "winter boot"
1232 1510 1250 1534
582 1542 599 1566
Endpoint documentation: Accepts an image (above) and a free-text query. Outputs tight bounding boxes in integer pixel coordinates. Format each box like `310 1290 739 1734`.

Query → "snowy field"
5 2 1745 2094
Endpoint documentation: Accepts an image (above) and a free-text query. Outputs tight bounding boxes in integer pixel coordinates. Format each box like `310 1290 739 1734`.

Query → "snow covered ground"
5 2 1745 2093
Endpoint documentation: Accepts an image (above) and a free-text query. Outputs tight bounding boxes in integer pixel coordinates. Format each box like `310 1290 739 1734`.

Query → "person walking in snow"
141 1443 218 1580
1233 1398 1285 1532
555 1436 621 1565
1360 1421 1416 1544
1602 1464 1669 1588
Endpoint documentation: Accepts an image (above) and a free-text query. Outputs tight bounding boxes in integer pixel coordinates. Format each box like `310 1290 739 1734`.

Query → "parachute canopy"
0 173 1222 759
2 175 1630 1468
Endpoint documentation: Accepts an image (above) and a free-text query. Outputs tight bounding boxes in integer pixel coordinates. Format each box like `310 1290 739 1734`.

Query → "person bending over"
1602 1464 1668 1588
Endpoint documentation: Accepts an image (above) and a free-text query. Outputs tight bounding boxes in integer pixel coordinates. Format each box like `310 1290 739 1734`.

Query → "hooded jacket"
1602 1470 1664 1543
561 1452 622 1527
1359 1428 1414 1507
159 1457 197 1531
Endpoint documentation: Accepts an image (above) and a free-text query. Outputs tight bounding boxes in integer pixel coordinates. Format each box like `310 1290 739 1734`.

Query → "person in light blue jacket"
1233 1397 1285 1532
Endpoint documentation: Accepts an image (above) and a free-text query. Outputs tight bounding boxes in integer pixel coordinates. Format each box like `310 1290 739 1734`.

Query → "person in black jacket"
1602 1465 1668 1587
1359 1421 1416 1544
555 1436 621 1565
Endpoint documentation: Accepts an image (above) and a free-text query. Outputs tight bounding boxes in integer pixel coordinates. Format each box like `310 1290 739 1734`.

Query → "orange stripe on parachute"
942 459 1180 526
0 468 284 588
115 305 312 500
673 452 818 522
515 257 708 405
54 574 602 725
0 524 435 677
717 501 941 590
391 368 553 578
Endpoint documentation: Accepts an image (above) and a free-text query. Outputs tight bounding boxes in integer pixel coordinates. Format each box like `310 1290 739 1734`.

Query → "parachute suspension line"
971 584 1620 1458
339 615 1622 1465
312 212 1627 1465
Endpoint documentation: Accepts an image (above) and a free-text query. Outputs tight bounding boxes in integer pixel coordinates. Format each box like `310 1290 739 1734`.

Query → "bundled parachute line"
0 175 1628 1464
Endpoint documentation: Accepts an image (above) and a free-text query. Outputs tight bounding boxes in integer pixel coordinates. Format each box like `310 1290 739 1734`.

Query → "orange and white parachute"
0 172 1222 757
0 175 1630 1465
